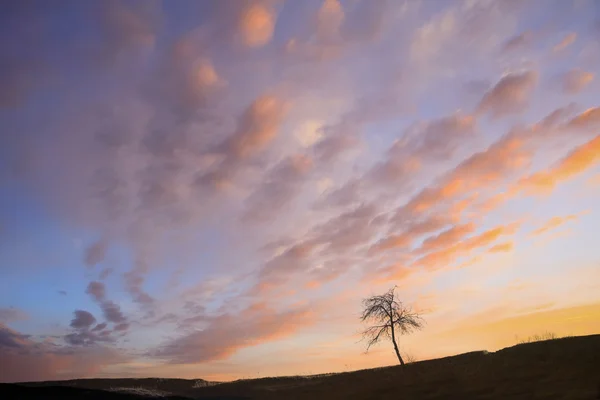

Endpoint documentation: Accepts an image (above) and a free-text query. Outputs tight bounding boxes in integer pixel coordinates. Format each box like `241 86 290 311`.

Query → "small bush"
517 331 558 344
402 351 418 364
109 386 169 397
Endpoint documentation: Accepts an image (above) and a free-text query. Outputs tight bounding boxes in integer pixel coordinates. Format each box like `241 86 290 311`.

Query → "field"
2 334 599 399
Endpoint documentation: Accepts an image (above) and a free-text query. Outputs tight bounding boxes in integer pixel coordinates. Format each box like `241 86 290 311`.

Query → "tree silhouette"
360 286 424 366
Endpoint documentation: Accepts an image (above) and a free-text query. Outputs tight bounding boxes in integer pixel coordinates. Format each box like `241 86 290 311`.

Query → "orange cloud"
317 0 345 42
228 95 287 158
399 133 530 217
153 303 314 363
305 281 321 290
532 214 578 236
519 135 600 195
238 2 276 47
462 223 519 252
414 222 520 270
418 223 476 254
565 107 600 131
553 32 577 52
488 241 514 253
561 69 594 94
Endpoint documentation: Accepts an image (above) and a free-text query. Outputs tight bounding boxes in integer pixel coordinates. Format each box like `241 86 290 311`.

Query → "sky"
1 0 600 383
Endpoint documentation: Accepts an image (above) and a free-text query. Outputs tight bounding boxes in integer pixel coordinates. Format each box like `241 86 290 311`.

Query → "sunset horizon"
1 0 599 384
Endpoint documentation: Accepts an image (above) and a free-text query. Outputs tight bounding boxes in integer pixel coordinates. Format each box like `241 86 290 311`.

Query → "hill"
2 334 599 399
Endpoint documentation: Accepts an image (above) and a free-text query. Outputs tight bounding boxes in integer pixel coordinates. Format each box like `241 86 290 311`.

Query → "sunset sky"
1 0 600 383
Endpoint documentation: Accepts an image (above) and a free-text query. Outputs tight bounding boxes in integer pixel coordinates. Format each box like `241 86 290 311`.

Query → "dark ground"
2 334 599 399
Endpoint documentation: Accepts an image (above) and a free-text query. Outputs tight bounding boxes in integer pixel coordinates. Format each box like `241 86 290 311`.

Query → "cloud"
124 269 154 306
561 69 594 94
417 223 477 254
199 94 288 188
64 329 114 346
369 216 449 255
0 0 160 108
532 214 578 236
242 154 313 222
393 130 530 220
488 242 514 253
313 124 361 165
100 301 127 325
317 112 477 213
92 322 108 332
3 0 600 382
0 3 52 108
553 32 577 52
502 31 532 52
476 71 538 118
369 113 477 185
70 310 97 330
311 203 381 256
0 324 29 349
153 302 313 364
237 1 277 48
518 135 600 195
97 0 160 63
259 241 316 286
152 36 225 116
84 240 107 267
85 281 128 326
413 222 520 270
86 281 106 302
316 0 345 43
564 107 600 131
1 323 126 382
0 307 28 323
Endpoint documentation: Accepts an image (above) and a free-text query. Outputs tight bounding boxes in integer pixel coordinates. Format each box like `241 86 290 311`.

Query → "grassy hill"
3 334 599 399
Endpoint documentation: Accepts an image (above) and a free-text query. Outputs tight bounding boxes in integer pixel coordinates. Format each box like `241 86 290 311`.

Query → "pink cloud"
476 71 538 118
0 323 127 383
84 240 107 267
242 154 313 222
0 307 28 323
153 302 313 364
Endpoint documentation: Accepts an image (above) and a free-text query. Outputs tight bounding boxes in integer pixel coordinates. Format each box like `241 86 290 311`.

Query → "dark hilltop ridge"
2 334 599 400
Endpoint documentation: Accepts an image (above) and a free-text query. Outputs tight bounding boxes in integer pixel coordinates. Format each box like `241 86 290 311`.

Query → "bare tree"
360 286 424 366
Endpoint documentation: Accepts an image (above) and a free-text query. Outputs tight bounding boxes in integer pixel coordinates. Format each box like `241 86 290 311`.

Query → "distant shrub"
517 331 558 344
402 351 418 364
109 386 169 397
192 379 220 388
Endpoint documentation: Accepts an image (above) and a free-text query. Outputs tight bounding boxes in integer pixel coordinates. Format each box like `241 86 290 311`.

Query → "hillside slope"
4 334 599 400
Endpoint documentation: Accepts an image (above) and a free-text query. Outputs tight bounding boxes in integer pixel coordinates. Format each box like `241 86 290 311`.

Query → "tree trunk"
390 323 405 366
392 336 405 366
